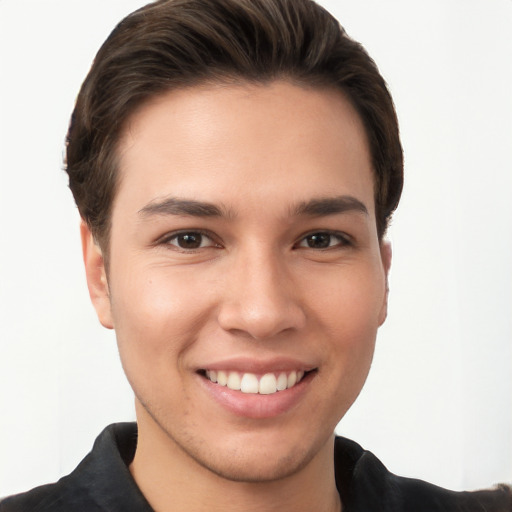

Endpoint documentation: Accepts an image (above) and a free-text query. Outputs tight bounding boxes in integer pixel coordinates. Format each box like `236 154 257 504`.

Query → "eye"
163 231 218 250
296 231 350 249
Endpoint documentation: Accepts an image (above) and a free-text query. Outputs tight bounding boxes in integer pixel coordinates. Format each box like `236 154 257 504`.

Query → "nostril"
217 302 306 340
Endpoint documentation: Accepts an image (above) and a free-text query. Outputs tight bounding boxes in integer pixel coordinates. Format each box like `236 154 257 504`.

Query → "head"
66 0 403 258
71 0 403 488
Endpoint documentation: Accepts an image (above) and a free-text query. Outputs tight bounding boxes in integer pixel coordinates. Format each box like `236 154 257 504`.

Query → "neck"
129 408 342 512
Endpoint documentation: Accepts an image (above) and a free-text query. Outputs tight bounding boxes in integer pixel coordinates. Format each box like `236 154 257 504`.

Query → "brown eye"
166 231 216 250
297 232 350 249
305 233 331 249
176 233 202 249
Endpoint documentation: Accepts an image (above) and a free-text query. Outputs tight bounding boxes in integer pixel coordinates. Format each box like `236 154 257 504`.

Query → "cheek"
108 267 214 374
308 264 386 334
308 265 384 384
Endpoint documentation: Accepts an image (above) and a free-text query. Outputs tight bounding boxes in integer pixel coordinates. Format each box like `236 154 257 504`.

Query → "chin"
179 418 339 484
187 441 319 483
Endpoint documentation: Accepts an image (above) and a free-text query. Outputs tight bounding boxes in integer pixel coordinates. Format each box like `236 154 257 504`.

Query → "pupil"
178 233 202 249
307 233 330 248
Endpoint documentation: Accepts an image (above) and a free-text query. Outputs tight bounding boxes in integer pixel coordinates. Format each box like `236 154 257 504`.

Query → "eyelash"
158 229 352 252
158 230 220 251
294 230 353 250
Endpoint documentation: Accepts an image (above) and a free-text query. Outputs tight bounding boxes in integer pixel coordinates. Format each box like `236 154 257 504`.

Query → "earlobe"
378 241 392 326
80 221 114 329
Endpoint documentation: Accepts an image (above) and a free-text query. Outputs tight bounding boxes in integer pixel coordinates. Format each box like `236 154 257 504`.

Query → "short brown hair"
66 0 403 249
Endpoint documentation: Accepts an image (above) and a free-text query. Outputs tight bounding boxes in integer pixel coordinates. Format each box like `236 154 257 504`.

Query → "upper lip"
196 356 317 374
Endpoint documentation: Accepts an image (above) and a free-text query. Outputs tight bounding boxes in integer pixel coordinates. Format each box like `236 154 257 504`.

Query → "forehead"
115 81 375 218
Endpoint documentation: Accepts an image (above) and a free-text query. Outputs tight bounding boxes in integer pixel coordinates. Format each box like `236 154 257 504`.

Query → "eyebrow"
138 195 368 219
138 197 230 218
292 195 368 217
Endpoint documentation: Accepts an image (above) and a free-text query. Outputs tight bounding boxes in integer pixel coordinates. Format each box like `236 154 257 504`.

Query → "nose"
217 249 306 340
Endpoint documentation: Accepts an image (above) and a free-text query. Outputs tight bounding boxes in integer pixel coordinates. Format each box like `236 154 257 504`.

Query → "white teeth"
205 369 307 394
227 372 241 391
259 373 277 395
217 370 228 386
276 372 288 391
240 373 259 393
287 371 297 388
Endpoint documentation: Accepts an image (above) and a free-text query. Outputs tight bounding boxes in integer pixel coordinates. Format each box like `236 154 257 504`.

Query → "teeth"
287 371 297 388
259 373 277 395
217 370 228 386
205 369 306 395
240 373 259 393
276 372 288 391
227 372 241 390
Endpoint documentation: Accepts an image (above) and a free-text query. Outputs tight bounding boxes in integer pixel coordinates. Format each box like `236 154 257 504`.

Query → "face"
83 81 390 483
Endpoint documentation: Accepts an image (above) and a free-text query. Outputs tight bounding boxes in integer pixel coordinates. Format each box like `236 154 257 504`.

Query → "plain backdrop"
1 0 511 498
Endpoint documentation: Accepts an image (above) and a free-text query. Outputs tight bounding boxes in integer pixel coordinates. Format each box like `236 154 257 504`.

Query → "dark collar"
2 423 510 512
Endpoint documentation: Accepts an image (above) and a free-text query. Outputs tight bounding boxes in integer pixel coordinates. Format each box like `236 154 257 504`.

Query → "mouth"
199 369 314 395
197 362 318 418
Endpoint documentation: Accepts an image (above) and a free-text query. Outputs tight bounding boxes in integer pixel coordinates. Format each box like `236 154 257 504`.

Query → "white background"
1 0 511 498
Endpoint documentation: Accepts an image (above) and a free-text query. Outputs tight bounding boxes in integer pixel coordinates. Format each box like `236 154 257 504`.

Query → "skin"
82 81 391 512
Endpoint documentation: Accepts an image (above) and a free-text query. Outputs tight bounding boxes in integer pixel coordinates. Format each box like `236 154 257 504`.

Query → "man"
1 0 510 510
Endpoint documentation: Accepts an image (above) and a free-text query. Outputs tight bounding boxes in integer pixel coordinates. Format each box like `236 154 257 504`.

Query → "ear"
80 221 114 329
378 241 392 326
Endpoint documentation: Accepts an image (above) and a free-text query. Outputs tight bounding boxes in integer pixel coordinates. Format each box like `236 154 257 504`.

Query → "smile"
204 370 307 395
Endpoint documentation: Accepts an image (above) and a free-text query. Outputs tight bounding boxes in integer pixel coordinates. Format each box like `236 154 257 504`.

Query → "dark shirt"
1 423 510 511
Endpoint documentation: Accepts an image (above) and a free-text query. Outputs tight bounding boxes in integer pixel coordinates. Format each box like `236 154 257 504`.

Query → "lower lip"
199 372 315 419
